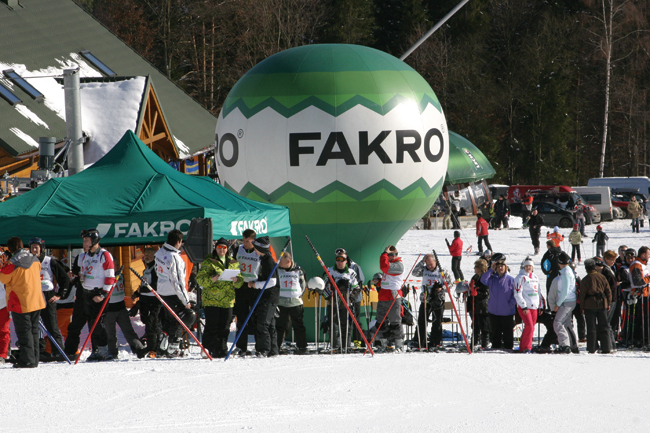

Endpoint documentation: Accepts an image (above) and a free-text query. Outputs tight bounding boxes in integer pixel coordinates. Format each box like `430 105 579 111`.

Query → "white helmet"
307 276 325 291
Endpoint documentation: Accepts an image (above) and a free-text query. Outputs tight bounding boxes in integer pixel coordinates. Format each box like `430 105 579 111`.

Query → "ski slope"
3 218 650 433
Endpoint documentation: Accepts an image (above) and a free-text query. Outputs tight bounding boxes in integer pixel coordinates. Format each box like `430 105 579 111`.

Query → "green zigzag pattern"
225 177 444 204
221 93 442 120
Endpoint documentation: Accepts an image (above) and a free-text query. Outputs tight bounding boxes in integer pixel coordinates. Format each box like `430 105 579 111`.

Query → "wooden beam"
141 132 167 145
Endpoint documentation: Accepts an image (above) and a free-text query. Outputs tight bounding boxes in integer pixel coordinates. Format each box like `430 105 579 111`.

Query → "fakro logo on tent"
95 220 191 238
230 218 268 236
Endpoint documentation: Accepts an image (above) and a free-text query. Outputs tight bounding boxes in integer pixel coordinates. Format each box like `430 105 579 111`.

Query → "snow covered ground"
4 218 650 433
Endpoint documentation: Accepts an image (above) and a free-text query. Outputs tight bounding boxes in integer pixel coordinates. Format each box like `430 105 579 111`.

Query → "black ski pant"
161 295 186 344
571 244 581 262
276 304 308 350
138 295 162 352
415 295 445 347
82 289 108 347
451 256 464 281
539 311 558 348
253 296 277 355
632 296 650 346
202 306 233 357
496 215 509 229
573 302 586 340
64 291 89 355
234 286 255 351
13 310 41 367
470 311 490 348
330 296 352 350
478 235 492 253
489 313 514 350
40 290 64 354
529 228 541 251
584 308 612 353
105 306 144 357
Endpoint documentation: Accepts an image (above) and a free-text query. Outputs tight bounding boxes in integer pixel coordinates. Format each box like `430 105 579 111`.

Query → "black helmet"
492 253 506 264
81 229 101 246
29 237 45 250
625 248 636 257
178 309 197 328
453 230 461 238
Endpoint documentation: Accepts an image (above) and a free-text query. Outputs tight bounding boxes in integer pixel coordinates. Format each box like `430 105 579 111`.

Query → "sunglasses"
216 245 228 250
387 253 396 257
335 256 347 262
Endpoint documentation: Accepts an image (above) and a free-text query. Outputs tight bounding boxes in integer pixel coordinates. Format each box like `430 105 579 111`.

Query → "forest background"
73 0 650 185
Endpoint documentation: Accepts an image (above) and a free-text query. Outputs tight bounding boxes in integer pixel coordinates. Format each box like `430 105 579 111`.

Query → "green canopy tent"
445 131 496 184
0 131 291 247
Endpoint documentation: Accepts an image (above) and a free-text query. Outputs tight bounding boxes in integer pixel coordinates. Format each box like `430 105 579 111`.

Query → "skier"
541 240 563 294
574 200 587 236
412 254 450 350
77 229 116 362
580 258 613 354
376 245 405 352
446 231 464 283
28 237 70 361
337 248 365 346
616 249 636 346
528 207 544 255
233 229 260 356
249 236 281 357
196 238 244 358
325 248 360 352
592 225 609 258
627 196 642 233
569 224 583 262
546 227 564 248
0 237 45 368
466 259 490 350
63 254 90 359
275 252 308 355
513 256 541 353
104 271 146 358
476 212 492 254
549 252 578 354
481 253 516 350
627 246 650 347
521 193 533 228
131 247 162 357
493 195 510 229
155 229 192 358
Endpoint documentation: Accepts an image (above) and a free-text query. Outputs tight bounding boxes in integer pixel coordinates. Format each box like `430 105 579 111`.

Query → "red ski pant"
518 306 538 352
0 307 10 359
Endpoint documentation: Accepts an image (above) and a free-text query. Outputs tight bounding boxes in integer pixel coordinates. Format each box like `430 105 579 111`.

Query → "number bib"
237 245 261 282
278 268 301 298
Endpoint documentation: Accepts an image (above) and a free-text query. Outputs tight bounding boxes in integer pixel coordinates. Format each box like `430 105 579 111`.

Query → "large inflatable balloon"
215 44 449 278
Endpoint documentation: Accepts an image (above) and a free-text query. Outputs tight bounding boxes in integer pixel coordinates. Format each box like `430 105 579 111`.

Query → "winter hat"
593 257 605 267
215 237 229 248
454 230 461 238
573 224 579 229
521 256 534 268
597 225 602 231
584 258 597 272
252 236 270 253
476 212 482 218
553 226 559 233
557 252 571 265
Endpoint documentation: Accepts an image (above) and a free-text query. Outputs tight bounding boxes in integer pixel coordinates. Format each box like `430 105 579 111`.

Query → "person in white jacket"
155 230 191 358
514 256 541 353
549 252 578 354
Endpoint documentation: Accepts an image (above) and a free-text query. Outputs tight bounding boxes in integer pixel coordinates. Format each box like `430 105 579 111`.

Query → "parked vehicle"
610 188 648 218
612 206 624 219
573 186 614 221
588 176 650 197
489 184 509 200
508 185 601 224
510 201 576 228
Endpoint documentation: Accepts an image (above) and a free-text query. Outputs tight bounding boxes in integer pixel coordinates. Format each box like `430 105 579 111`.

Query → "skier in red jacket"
476 213 492 255
446 231 464 283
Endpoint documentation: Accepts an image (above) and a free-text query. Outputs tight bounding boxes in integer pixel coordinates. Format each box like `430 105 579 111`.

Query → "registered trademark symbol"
237 129 244 138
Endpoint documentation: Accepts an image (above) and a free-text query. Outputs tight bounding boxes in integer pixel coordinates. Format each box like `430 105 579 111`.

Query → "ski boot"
87 346 114 362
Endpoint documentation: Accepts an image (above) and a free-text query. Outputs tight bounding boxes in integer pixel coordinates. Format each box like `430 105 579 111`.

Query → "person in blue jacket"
480 253 516 350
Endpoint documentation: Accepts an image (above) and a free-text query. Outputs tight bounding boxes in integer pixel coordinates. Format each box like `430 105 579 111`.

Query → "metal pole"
63 69 84 175
400 0 471 61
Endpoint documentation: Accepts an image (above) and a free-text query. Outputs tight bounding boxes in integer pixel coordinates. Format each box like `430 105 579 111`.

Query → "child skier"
446 231 464 283
569 224 582 263
592 225 609 258
546 226 564 248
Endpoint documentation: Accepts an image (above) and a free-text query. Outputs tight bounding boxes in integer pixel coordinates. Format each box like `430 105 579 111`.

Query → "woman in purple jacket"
480 253 516 350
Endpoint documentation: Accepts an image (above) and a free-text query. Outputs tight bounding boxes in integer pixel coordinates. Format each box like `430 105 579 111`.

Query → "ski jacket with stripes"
0 249 45 314
514 269 541 310
378 253 404 301
155 243 189 304
79 247 115 292
628 259 649 296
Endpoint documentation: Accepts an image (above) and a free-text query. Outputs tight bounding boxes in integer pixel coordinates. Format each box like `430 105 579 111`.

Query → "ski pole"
224 238 291 361
424 285 428 351
75 266 123 364
39 319 71 364
412 285 422 349
130 267 213 361
363 254 422 355
432 250 472 354
305 236 375 355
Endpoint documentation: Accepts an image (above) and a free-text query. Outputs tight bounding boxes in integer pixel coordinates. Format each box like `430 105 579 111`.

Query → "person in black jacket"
493 195 510 229
249 236 280 357
130 247 161 357
466 259 490 349
528 208 544 255
592 225 609 258
541 240 562 294
29 238 70 361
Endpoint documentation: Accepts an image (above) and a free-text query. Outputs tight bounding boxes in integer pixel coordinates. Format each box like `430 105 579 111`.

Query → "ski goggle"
335 256 347 262
216 245 228 250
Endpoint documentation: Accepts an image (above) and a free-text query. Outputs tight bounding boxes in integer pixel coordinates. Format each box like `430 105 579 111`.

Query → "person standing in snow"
514 257 541 353
592 225 609 258
326 248 360 352
466 259 490 349
131 247 162 357
376 246 405 351
0 280 8 364
476 212 492 254
528 208 544 255
597 253 618 350
28 237 70 361
627 196 642 233
480 253 516 350
521 193 533 228
579 258 613 354
549 252 578 354
541 240 563 294
155 229 192 358
233 229 261 355
627 246 650 347
493 195 510 229
569 224 583 262
446 231 464 283
275 252 308 355
196 238 244 358
413 254 450 350
104 272 146 358
338 248 365 346
574 200 587 236
546 226 564 248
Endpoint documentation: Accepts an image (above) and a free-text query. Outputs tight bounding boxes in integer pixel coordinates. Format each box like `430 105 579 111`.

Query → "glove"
628 295 638 305
402 285 409 296
128 303 140 317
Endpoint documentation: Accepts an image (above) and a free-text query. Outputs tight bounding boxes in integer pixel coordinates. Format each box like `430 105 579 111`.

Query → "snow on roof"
173 135 190 159
10 127 39 147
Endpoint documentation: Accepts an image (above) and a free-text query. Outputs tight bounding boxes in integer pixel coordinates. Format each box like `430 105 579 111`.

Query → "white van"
588 177 650 196
573 186 614 221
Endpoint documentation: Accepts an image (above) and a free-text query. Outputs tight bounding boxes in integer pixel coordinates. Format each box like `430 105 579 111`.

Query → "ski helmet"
372 272 383 282
492 253 506 264
81 229 101 246
307 276 325 291
597 225 602 231
455 281 470 295
178 308 197 328
29 237 45 252
453 230 461 238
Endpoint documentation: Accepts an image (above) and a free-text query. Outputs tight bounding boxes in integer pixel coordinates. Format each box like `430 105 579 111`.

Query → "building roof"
0 0 216 157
